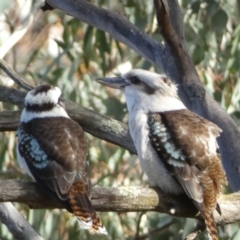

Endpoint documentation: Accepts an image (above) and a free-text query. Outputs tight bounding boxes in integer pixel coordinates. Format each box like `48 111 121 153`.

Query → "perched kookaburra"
97 69 226 240
16 85 107 235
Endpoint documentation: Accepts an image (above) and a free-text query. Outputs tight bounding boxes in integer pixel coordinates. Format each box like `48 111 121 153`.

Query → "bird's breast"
128 111 182 195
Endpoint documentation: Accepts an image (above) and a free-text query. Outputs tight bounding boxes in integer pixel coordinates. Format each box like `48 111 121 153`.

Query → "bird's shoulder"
148 109 221 168
147 109 223 206
17 117 90 200
18 117 88 171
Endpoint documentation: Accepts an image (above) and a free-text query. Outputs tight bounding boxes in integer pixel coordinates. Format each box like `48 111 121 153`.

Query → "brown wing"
148 109 225 212
18 117 89 201
18 117 107 234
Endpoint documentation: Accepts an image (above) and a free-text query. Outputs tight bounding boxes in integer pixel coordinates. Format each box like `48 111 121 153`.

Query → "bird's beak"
96 77 130 89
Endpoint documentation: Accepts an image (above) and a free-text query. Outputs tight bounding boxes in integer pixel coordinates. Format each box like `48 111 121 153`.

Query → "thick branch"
42 0 240 191
0 57 135 152
1 180 240 226
0 1 239 237
153 0 240 191
0 202 43 240
45 0 162 66
154 0 198 80
0 86 136 153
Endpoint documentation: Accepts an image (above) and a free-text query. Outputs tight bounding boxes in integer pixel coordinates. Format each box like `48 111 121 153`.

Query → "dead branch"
1 179 240 226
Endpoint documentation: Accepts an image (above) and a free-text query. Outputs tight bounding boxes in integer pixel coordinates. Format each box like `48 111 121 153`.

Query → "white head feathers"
21 85 69 123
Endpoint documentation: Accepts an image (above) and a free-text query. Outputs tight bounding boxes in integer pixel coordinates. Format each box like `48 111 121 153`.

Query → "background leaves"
0 0 239 239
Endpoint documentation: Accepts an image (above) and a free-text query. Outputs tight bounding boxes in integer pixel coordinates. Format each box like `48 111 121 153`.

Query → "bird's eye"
162 77 171 86
130 76 140 84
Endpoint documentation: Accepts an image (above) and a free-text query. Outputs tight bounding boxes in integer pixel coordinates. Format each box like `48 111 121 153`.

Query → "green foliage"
184 0 240 116
0 0 239 239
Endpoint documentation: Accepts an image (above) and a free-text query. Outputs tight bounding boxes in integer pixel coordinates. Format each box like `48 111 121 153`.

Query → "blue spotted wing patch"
147 110 212 207
17 127 49 169
147 109 225 222
148 114 186 169
17 117 89 201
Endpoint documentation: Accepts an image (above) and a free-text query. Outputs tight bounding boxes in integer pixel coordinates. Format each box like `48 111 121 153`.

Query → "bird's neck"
126 93 186 114
20 106 70 123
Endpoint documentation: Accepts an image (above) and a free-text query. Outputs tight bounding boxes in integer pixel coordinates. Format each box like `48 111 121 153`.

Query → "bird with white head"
17 84 107 235
97 69 226 240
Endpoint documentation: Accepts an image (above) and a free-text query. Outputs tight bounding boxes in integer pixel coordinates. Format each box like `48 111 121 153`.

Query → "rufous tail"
68 181 107 235
201 156 227 240
204 211 218 240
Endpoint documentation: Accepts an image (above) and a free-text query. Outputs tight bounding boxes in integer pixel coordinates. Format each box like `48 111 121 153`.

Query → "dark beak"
96 76 130 89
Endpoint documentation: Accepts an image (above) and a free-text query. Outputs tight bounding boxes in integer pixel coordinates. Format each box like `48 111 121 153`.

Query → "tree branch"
153 0 240 191
0 60 42 240
0 59 33 90
0 86 136 153
0 56 136 152
45 0 163 67
154 0 198 80
185 222 205 240
0 180 240 226
0 202 43 240
42 0 240 191
0 1 239 238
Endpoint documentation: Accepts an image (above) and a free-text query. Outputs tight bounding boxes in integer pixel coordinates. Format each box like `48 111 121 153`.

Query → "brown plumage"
148 109 226 240
68 181 105 233
97 69 227 239
18 117 106 234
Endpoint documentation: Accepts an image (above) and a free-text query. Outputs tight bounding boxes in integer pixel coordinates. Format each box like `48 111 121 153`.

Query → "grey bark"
43 0 240 191
0 202 43 240
1 180 240 226
0 0 240 238
0 85 136 153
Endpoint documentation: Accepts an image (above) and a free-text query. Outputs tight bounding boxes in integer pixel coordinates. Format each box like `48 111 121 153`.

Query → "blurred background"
0 0 239 239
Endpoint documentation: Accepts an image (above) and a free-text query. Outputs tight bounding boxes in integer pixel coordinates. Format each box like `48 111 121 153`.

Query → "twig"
133 220 175 240
134 212 146 239
185 221 205 240
154 0 199 81
0 59 33 90
0 1 43 59
0 86 136 153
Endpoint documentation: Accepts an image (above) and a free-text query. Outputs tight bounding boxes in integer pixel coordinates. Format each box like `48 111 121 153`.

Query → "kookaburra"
97 69 226 240
16 85 107 235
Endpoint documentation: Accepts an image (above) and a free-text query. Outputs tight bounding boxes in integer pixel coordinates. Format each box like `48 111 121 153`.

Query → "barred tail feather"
200 156 226 240
68 182 108 235
73 195 107 234
204 211 218 240
88 211 108 235
77 210 107 235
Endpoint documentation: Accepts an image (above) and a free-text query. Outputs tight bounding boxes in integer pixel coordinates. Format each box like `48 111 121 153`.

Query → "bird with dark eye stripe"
97 69 227 240
16 84 107 235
